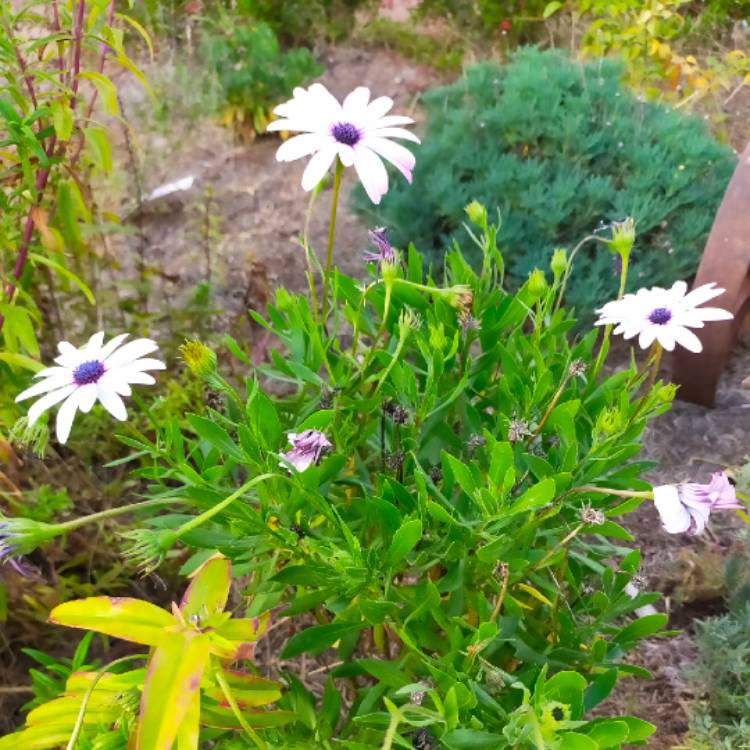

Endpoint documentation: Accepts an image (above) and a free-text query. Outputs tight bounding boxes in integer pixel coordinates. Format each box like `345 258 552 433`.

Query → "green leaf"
442 452 476 495
49 597 173 646
0 351 42 372
583 718 630 747
613 613 667 645
187 414 244 462
384 519 422 569
281 622 366 659
543 1 564 18
619 716 656 742
583 669 617 710
510 477 556 513
442 729 506 748
558 732 598 750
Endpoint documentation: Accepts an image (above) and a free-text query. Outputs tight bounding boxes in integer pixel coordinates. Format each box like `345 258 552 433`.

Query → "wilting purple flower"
0 525 37 577
364 227 395 265
281 429 332 472
653 471 742 535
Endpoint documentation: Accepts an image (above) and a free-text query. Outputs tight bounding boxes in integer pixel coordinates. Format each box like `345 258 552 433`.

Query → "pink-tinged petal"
97 386 128 421
96 333 130 361
77 383 98 414
364 95 394 123
301 145 338 191
104 338 158 368
365 126 420 143
337 143 356 167
637 326 658 350
25 384 77 426
686 505 710 535
55 387 87 443
671 326 703 353
16 373 73 401
681 282 726 308
653 485 692 533
353 147 389 205
703 472 742 510
360 137 415 182
342 86 371 121
275 133 330 162
371 114 415 128
654 328 676 351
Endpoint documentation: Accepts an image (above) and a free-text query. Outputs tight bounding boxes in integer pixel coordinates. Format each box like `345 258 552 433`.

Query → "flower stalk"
321 158 344 322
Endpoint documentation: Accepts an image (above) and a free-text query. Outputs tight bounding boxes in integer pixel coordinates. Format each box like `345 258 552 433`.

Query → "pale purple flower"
267 83 419 204
15 332 165 443
653 471 743 535
595 281 733 353
364 227 395 265
281 429 332 472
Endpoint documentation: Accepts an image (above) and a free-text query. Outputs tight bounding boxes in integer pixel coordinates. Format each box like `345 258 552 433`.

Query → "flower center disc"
332 122 360 146
73 359 105 385
648 307 672 325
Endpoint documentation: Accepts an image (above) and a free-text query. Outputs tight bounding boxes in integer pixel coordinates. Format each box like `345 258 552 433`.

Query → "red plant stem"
3 19 39 109
69 0 86 104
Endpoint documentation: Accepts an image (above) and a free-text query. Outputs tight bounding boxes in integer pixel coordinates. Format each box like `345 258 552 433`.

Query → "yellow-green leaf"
176 688 200 750
83 126 112 173
51 100 74 140
179 554 231 622
0 351 43 372
79 72 119 116
49 597 174 645
0 725 75 750
29 253 95 305
137 630 210 750
203 671 282 708
115 12 154 59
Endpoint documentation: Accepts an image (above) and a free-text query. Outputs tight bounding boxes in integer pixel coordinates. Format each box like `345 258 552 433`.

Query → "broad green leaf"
442 729 506 748
138 630 210 750
557 732 598 750
281 622 366 659
179 554 231 621
187 414 244 461
583 718 630 747
613 613 667 645
49 597 173 645
510 477 556 513
619 716 656 742
203 671 282 707
384 519 422 569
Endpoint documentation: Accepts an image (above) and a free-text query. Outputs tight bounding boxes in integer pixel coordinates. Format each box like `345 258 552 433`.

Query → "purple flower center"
648 307 672 325
332 122 360 146
73 359 105 385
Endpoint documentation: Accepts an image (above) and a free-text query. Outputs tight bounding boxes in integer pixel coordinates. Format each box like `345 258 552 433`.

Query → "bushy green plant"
355 48 734 319
200 18 322 137
5 209 681 747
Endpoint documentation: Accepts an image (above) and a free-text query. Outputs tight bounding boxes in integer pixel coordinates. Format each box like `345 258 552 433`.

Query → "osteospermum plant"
6 78 748 748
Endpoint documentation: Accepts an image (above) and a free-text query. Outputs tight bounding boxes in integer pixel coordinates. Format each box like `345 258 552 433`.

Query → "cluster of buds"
507 418 531 443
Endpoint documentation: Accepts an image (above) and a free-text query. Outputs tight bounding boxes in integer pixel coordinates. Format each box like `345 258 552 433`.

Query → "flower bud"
550 247 568 278
464 200 487 228
527 268 548 299
180 340 217 378
607 217 636 260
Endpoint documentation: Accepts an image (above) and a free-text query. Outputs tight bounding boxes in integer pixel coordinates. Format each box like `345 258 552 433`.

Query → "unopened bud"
465 200 487 228
527 268 548 299
550 248 567 277
607 217 636 260
180 340 217 378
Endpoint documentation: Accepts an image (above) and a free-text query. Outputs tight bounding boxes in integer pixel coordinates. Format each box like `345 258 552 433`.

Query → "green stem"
215 667 267 750
66 654 145 750
571 485 653 499
532 523 584 571
321 158 344 322
591 251 629 381
52 497 186 537
165 473 277 544
373 332 408 396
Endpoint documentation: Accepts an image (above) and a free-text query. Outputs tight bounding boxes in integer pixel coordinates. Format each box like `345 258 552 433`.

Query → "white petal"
363 95 394 123
85 331 105 356
97 333 130 361
26 384 77 427
337 144 356 167
370 114 415 128
301 145 338 191
360 137 416 182
653 485 691 533
275 133 330 162
668 280 689 300
342 86 371 121
672 326 703 353
119 369 156 386
55 341 81 367
33 365 72 380
353 147 389 205
77 383 98 413
104 339 158 368
654 328 676 351
126 357 166 372
97 385 128 421
16 373 74 401
364 126 420 143
55 388 88 444
687 307 733 322
267 118 320 133
637 326 658 350
99 370 132 396
681 282 725 308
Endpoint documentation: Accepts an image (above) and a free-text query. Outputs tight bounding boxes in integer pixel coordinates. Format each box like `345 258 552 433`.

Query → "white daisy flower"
267 83 419 204
595 280 733 353
15 332 165 444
